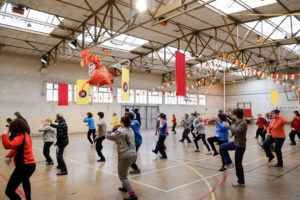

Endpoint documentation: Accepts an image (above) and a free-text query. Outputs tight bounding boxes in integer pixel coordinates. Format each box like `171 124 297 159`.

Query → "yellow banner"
270 90 279 105
76 79 89 105
121 68 129 101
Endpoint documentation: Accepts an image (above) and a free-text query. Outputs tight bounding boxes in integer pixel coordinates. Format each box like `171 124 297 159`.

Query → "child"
193 116 212 154
38 118 55 165
172 114 177 134
152 113 168 159
95 112 106 162
255 114 266 141
84 112 96 145
106 115 138 200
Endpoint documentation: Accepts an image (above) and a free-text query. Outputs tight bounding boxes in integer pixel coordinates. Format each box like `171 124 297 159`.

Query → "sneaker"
57 171 68 176
268 155 275 163
213 152 219 156
118 187 127 192
56 166 61 169
274 164 283 167
194 149 200 152
152 150 157 154
130 169 141 174
226 163 234 169
205 151 212 155
46 161 54 165
219 167 226 172
160 156 167 159
124 195 138 200
187 141 192 143
97 159 106 162
290 143 296 145
232 182 245 187
179 140 184 142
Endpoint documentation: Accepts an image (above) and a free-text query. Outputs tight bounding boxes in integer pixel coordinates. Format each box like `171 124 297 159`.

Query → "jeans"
87 129 96 144
43 142 54 163
96 136 105 160
6 164 36 200
289 130 300 144
172 123 177 133
207 136 228 154
194 134 211 151
263 136 285 165
181 128 191 142
220 142 246 184
57 144 68 172
154 135 167 157
131 145 140 170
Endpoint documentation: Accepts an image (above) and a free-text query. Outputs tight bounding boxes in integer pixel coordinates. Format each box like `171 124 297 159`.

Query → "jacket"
133 109 141 125
2 132 35 166
50 119 69 146
215 121 229 141
97 119 107 138
106 127 136 157
83 117 96 130
130 120 142 146
229 120 248 148
38 125 55 143
291 117 300 132
112 116 119 126
183 118 191 129
160 121 168 136
256 117 266 129
172 117 177 124
267 116 287 138
193 121 205 134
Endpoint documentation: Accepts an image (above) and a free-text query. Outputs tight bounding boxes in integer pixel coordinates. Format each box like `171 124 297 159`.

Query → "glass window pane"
46 90 53 101
47 83 53 89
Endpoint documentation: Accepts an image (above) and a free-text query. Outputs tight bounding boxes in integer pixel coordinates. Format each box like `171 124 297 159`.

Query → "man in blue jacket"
127 112 142 174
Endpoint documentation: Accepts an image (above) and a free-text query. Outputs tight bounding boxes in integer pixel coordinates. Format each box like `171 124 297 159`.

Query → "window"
93 87 113 103
135 90 147 104
187 94 197 105
46 82 72 102
199 95 206 105
165 92 177 104
118 88 134 104
148 92 162 104
177 96 187 105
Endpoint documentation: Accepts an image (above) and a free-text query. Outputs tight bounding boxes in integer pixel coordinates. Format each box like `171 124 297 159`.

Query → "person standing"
289 111 300 145
127 112 142 174
220 108 248 187
38 118 55 165
50 114 69 175
125 108 130 115
179 114 192 143
155 115 160 135
190 113 197 138
172 114 177 134
263 109 287 167
132 108 141 125
6 118 14 140
84 112 96 145
207 113 229 156
14 112 30 135
95 112 106 162
193 116 212 154
106 115 138 200
152 113 168 159
2 119 36 200
255 114 266 140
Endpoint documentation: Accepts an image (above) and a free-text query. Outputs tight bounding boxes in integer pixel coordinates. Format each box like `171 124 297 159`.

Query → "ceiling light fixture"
41 54 48 64
68 39 78 50
136 0 147 12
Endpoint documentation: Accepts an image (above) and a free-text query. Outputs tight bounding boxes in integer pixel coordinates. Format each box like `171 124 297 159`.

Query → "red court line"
0 172 26 199
199 169 229 200
31 177 52 184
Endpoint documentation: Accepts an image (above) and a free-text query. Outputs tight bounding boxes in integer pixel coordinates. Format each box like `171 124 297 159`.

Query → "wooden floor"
0 125 300 200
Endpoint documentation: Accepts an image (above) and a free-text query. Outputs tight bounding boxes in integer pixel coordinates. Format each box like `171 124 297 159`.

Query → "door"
147 106 159 130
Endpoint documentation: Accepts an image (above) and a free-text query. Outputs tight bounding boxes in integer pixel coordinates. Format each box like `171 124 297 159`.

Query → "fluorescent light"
136 0 147 12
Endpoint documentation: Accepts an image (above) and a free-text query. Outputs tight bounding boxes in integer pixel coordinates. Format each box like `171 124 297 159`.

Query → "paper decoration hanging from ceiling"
175 51 186 97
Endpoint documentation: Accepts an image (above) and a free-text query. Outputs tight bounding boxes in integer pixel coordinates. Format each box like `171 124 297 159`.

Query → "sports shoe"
57 171 68 176
205 151 212 155
290 143 296 145
274 164 283 167
213 152 219 156
232 182 245 187
124 195 138 200
152 150 157 154
118 187 127 192
46 161 54 165
179 140 184 142
97 159 106 162
160 156 167 159
130 169 141 174
268 155 275 163
194 149 200 152
219 167 226 171
226 163 234 169
187 141 192 143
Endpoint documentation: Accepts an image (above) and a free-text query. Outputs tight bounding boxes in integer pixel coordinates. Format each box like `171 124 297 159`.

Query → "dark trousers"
96 136 105 160
191 125 195 138
87 129 96 144
207 136 227 154
261 129 267 142
172 123 177 133
6 164 36 200
181 128 191 142
131 145 140 170
289 130 300 144
154 136 167 157
194 134 211 151
43 142 54 163
256 128 264 140
220 142 246 184
263 136 285 165
57 144 68 172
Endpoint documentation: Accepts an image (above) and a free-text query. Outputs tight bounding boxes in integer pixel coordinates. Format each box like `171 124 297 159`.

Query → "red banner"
175 51 186 96
58 83 68 106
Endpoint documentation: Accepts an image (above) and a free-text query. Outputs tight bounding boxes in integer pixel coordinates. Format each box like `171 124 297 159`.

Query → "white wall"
0 52 224 134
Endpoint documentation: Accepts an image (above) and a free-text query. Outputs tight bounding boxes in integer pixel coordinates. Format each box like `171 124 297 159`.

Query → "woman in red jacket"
2 119 36 200
289 111 300 145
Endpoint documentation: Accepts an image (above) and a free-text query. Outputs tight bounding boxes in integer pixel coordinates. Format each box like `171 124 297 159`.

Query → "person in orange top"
289 111 300 145
2 119 36 200
263 109 287 167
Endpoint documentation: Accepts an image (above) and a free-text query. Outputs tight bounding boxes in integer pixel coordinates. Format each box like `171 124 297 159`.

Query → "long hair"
9 119 30 135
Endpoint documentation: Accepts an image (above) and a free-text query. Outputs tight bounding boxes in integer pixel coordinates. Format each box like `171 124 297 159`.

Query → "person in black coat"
50 114 69 176
133 108 141 125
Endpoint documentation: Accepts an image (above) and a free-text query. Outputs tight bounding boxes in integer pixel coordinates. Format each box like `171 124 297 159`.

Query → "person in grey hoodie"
106 115 138 200
38 118 55 165
193 116 212 154
179 114 192 143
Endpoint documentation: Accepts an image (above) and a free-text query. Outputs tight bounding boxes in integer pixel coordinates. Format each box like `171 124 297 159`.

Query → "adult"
263 109 287 167
190 113 197 138
2 119 36 200
38 118 55 165
50 114 69 175
289 110 300 145
193 116 212 154
220 108 248 187
112 113 119 132
84 112 96 145
95 112 107 162
152 113 168 159
255 114 266 141
14 112 30 135
207 113 229 156
132 108 141 125
125 108 130 115
171 114 177 134
179 114 192 143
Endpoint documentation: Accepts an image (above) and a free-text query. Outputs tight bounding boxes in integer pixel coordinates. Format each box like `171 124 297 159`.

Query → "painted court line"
0 172 26 199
